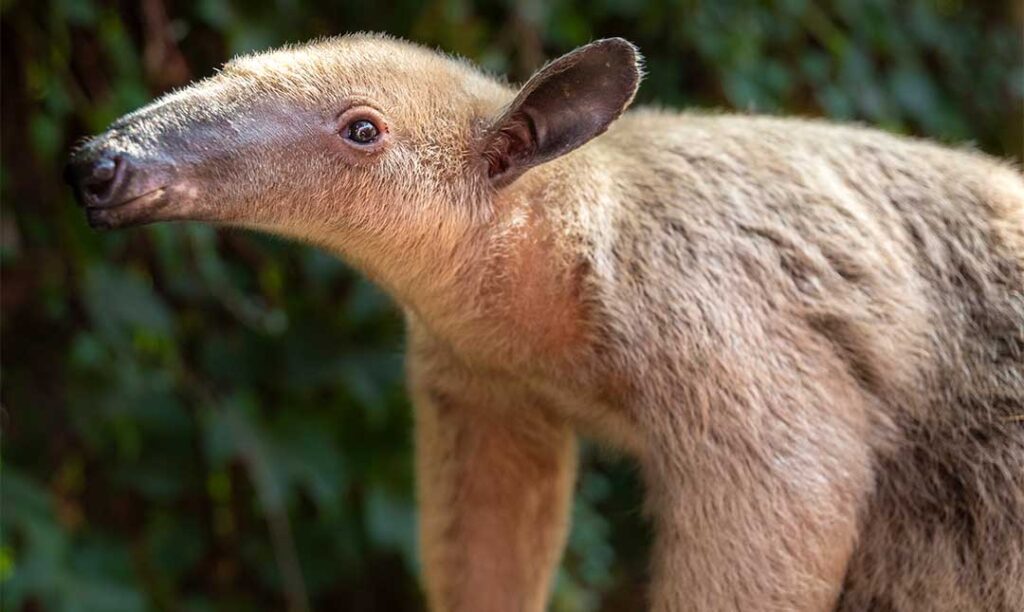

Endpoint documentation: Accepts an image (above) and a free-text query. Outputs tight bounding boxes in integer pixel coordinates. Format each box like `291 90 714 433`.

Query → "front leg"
410 365 577 612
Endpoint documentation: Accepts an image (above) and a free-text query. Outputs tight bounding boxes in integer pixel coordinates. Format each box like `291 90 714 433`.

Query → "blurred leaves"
2 0 1021 611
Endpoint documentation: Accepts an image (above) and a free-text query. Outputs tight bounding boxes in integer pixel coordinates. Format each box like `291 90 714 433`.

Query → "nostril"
82 156 123 204
85 180 111 200
92 157 117 182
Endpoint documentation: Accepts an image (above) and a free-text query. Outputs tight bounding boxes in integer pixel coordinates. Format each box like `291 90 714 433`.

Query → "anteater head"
65 33 641 283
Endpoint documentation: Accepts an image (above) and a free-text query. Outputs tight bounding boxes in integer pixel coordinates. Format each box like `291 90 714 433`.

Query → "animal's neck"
399 166 597 373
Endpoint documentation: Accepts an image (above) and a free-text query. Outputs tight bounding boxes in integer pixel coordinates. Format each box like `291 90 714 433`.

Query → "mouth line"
87 186 168 211
85 186 171 230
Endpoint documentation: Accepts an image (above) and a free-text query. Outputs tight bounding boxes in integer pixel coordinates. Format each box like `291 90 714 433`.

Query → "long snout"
65 142 172 230
66 75 301 231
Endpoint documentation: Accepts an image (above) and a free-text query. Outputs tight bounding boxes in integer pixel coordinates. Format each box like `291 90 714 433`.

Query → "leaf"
365 487 418 571
272 416 347 515
82 263 172 346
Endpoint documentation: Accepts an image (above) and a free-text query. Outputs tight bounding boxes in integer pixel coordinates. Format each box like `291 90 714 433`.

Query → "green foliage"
1 0 1020 610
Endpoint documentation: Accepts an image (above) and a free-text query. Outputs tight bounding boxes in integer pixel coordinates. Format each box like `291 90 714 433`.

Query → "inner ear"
482 38 643 186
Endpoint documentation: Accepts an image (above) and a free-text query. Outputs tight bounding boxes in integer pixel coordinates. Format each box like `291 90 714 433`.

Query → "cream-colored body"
68 35 1024 611
402 109 1024 611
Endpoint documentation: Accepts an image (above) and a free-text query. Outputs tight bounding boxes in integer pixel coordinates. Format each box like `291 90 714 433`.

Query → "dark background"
2 1 1021 610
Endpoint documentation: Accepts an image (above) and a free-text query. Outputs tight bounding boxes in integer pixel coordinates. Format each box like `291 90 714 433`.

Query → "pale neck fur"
364 144 614 374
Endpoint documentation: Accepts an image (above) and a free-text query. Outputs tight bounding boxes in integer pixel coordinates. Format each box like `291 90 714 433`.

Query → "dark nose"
64 153 127 208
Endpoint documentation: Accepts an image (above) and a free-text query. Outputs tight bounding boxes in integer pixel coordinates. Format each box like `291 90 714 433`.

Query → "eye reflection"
347 119 379 144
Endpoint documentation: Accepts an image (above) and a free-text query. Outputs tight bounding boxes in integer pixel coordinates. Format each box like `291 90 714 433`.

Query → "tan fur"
73 34 1024 611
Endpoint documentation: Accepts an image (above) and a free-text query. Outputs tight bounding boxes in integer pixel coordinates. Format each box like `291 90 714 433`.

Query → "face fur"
68 36 507 246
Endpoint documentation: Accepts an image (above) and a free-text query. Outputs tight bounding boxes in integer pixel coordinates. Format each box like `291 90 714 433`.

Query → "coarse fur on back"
66 33 1024 611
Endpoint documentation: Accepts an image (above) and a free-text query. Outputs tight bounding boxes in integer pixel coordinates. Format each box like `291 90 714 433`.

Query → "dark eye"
346 119 379 144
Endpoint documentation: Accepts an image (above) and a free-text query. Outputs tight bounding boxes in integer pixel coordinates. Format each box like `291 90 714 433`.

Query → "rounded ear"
481 38 643 186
